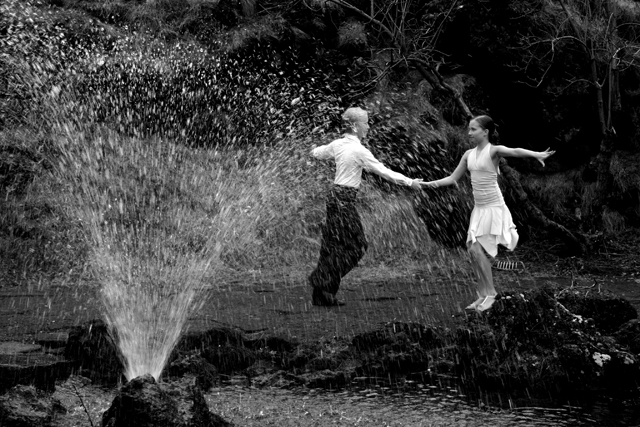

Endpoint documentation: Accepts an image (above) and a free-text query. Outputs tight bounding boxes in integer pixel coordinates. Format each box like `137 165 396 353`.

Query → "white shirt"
312 134 414 188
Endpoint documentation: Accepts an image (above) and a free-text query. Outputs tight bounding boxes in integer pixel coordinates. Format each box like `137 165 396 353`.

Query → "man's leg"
309 187 366 306
309 193 344 306
336 207 367 282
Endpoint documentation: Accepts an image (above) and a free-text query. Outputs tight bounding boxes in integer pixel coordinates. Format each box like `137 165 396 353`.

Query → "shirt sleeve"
358 147 414 186
311 143 334 160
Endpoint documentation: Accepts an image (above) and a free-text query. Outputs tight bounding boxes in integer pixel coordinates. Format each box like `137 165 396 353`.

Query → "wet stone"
557 289 638 333
0 352 72 393
202 344 256 374
164 353 219 391
64 319 123 385
102 374 233 427
0 385 66 427
34 332 69 350
0 342 42 354
615 319 640 354
251 371 305 388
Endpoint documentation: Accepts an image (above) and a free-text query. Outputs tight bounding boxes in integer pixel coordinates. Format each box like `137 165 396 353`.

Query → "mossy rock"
450 287 640 397
615 319 640 354
557 289 638 334
64 319 124 385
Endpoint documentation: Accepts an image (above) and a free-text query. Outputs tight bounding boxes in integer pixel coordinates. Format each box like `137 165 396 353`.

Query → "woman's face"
468 120 488 144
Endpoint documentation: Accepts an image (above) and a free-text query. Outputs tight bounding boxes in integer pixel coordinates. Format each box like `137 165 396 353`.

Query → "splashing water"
4 0 441 381
98 250 207 381
55 129 227 380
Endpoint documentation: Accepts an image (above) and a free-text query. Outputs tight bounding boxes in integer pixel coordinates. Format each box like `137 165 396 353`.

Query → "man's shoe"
312 288 345 306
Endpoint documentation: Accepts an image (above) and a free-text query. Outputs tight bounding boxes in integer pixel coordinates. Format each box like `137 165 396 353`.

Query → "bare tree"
324 0 473 118
555 0 640 215
324 0 589 252
517 0 640 223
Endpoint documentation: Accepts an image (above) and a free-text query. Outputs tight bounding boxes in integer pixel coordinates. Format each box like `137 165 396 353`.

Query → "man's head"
342 107 370 139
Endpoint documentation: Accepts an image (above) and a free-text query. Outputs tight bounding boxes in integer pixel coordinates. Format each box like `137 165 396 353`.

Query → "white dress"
466 144 519 257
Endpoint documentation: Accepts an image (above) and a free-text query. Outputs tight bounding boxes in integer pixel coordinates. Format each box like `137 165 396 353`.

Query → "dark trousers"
308 185 368 296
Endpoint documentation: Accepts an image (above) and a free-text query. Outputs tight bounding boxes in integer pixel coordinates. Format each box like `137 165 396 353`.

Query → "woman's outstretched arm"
493 146 556 167
423 150 470 189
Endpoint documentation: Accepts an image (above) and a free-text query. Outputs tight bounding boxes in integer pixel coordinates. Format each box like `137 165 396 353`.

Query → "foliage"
451 0 640 233
0 0 440 289
362 89 474 248
0 129 87 281
71 32 347 147
454 286 640 395
3 0 640 290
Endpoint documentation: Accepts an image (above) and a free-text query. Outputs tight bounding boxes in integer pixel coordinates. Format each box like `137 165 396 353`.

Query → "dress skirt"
466 204 519 257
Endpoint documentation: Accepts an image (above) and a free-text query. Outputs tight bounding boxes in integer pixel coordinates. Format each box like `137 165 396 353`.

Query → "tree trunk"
327 0 474 121
412 59 473 120
594 130 616 204
500 160 587 255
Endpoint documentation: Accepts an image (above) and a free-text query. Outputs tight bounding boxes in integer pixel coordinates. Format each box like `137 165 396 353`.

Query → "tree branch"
410 56 473 119
326 0 402 50
327 0 472 119
499 159 587 255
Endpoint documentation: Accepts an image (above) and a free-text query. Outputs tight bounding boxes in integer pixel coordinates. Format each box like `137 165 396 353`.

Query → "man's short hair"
342 107 368 124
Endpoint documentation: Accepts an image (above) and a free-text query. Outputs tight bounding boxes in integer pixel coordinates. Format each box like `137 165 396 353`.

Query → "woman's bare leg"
467 242 497 311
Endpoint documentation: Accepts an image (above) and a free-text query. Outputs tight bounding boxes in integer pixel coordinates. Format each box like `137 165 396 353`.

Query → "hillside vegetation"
1 0 639 284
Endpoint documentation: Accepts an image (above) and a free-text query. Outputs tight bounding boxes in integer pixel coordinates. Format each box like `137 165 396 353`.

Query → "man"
308 107 426 306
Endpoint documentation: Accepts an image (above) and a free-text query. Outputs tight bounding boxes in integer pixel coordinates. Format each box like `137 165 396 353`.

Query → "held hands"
411 179 438 189
410 179 425 189
537 148 556 167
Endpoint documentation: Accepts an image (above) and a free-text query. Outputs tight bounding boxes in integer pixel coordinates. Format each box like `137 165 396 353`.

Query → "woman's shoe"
476 295 497 312
465 296 485 310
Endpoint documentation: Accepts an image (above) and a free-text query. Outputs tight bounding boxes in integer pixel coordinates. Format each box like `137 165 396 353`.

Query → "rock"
176 328 246 352
0 351 72 393
188 384 234 427
600 351 640 396
0 342 42 354
615 319 640 354
352 322 442 351
301 369 351 388
202 344 256 374
245 335 296 353
350 322 439 378
170 328 257 375
450 287 640 399
0 385 66 427
102 374 182 427
251 371 305 388
102 374 233 427
558 289 638 334
34 332 69 350
64 319 124 385
164 353 218 391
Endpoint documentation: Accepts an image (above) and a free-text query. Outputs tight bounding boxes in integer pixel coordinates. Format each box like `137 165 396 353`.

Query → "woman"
424 115 555 312
308 107 427 306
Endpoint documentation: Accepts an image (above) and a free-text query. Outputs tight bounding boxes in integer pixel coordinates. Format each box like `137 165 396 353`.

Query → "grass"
520 170 581 223
1 122 437 280
0 0 438 291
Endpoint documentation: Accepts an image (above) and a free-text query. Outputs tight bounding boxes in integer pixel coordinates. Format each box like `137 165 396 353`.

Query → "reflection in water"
306 381 639 427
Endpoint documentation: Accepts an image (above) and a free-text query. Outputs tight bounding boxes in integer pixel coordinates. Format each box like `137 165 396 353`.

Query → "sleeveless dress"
466 144 519 257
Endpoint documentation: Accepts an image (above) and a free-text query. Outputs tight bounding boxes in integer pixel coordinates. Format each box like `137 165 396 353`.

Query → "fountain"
8 3 640 427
